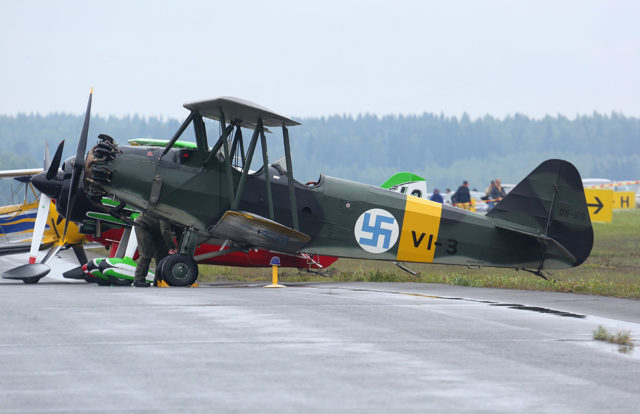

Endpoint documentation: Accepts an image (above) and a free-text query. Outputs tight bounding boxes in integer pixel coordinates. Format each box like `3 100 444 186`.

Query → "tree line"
0 111 638 203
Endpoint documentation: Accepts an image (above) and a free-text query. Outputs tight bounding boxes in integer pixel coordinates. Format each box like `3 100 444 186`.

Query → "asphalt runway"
1 252 639 412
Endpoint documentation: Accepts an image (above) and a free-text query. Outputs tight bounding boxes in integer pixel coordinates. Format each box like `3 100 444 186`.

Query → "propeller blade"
46 140 65 180
61 187 75 242
28 194 51 264
71 244 88 266
75 89 93 168
44 141 51 171
62 89 93 241
41 243 62 265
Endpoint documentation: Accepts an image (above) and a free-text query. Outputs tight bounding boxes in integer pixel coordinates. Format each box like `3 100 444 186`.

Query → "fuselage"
92 144 573 270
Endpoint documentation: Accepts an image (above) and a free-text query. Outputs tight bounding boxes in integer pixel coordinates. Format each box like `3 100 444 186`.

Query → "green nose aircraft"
50 92 595 286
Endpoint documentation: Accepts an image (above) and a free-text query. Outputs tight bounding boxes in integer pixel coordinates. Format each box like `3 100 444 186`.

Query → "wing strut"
193 113 209 160
204 123 235 166
259 124 274 220
232 119 262 211
218 110 235 202
282 126 298 230
161 111 195 158
230 125 244 167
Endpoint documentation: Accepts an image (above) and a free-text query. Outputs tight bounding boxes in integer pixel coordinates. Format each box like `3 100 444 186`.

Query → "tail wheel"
158 254 198 286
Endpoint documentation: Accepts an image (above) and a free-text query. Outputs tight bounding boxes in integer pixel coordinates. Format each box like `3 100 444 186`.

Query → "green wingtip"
380 172 426 189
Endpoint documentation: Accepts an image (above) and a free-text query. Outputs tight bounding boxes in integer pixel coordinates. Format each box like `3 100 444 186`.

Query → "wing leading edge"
183 96 300 128
0 168 44 179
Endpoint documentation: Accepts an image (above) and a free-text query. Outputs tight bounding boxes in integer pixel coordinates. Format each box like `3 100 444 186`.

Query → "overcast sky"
1 0 638 120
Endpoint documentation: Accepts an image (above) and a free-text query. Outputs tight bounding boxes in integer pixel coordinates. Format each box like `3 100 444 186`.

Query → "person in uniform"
133 212 178 287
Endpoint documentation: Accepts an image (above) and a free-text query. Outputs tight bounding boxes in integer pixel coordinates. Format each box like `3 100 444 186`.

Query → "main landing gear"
156 254 198 286
155 228 199 287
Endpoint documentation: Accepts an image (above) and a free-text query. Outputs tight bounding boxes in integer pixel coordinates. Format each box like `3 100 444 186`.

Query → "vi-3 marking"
410 230 457 254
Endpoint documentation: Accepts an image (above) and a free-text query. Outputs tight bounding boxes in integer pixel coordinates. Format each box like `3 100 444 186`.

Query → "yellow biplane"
0 166 86 283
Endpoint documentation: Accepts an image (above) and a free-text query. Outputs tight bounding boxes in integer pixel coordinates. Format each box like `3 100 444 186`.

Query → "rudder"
487 159 593 267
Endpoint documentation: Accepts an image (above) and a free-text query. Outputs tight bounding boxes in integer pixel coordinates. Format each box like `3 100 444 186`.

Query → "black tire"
95 277 112 286
158 254 198 286
153 257 167 286
107 276 133 286
22 277 41 284
84 275 98 284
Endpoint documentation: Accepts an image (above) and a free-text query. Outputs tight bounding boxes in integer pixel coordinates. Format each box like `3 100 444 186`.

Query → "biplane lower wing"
210 211 311 253
0 168 44 179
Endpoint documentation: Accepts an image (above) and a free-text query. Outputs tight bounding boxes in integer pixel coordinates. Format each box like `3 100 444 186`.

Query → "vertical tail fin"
487 159 593 267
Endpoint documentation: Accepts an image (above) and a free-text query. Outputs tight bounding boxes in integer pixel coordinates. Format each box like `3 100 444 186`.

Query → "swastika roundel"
354 208 399 254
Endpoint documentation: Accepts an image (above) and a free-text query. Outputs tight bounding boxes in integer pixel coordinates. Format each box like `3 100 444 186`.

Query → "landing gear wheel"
22 277 41 284
83 275 98 284
95 277 112 286
107 276 133 286
154 258 167 286
157 254 198 286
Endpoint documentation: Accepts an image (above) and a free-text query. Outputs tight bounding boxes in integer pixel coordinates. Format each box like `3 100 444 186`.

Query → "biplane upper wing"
210 210 310 253
184 96 301 128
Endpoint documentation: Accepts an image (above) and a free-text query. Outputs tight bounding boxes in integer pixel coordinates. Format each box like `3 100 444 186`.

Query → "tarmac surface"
1 251 640 412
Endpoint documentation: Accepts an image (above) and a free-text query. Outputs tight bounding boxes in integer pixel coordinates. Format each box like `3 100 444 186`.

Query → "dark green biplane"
31 93 593 286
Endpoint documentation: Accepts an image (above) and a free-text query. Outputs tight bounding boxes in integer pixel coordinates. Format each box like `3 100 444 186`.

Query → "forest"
0 111 638 204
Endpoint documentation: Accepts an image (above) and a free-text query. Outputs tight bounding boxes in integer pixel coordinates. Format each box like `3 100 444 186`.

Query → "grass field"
199 209 640 298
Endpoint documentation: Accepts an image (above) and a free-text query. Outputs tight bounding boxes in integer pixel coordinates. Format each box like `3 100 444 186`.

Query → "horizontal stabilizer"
493 223 577 264
210 211 310 253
